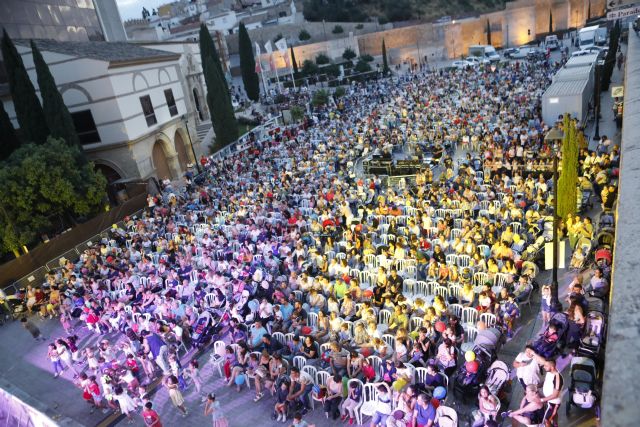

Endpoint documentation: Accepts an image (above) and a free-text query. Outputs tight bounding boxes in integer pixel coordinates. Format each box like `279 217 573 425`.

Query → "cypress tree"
1 30 49 144
382 39 390 75
0 101 20 161
558 115 578 220
549 10 553 34
204 56 238 151
587 1 591 20
291 46 299 75
486 20 492 45
199 24 229 94
238 23 260 101
31 41 81 149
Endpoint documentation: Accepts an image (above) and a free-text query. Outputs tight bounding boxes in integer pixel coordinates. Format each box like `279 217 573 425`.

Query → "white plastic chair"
311 370 330 410
480 312 497 328
462 307 479 329
461 326 478 354
378 309 392 325
358 383 380 425
293 355 307 370
209 340 227 377
435 405 459 427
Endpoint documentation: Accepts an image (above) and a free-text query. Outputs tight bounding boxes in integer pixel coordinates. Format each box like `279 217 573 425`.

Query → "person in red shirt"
142 401 163 427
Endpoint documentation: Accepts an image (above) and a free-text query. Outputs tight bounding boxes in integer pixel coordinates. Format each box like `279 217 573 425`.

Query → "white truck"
578 25 607 49
545 35 560 50
467 45 501 62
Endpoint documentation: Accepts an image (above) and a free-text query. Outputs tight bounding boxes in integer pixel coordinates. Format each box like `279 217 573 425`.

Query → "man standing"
21 317 46 341
538 358 563 427
512 345 541 390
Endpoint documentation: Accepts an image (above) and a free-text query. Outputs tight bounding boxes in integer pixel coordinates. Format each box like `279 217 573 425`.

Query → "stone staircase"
196 121 212 142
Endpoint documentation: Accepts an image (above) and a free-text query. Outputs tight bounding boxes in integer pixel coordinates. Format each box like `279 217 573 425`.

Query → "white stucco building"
1 40 211 182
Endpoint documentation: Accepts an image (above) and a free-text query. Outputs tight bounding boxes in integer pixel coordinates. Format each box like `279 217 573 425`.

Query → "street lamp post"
594 61 601 141
545 126 564 307
182 114 201 174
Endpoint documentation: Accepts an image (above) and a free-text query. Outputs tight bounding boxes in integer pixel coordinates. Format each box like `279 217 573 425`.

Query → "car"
571 50 596 57
503 47 528 59
465 56 490 65
451 60 475 69
526 48 545 60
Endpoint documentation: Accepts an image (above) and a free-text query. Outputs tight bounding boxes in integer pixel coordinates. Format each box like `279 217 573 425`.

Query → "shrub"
299 29 311 41
315 53 330 65
290 105 305 122
273 33 283 43
312 89 329 106
354 58 372 73
332 25 344 34
360 54 374 62
301 59 318 75
334 86 346 98
355 23 364 29
342 48 357 61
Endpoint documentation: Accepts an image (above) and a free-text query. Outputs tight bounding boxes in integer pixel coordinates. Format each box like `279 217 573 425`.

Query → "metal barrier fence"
209 115 281 161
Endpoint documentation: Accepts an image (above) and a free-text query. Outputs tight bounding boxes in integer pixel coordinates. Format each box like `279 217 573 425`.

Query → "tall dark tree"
1 30 49 144
31 41 81 149
587 1 591 20
238 23 260 101
486 20 492 45
203 55 238 151
199 24 229 94
549 10 553 34
291 46 299 75
0 101 20 161
382 38 390 74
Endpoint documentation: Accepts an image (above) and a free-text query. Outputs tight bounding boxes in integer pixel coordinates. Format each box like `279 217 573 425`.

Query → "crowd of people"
9 49 619 427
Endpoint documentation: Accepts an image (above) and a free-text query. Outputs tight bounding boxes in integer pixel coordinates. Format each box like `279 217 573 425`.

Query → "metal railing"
209 115 282 161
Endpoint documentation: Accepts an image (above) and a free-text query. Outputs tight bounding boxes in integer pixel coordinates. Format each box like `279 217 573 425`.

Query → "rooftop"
16 39 181 68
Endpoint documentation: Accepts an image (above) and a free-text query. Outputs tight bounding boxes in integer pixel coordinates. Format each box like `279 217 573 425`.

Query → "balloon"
235 374 246 385
433 386 447 400
465 360 479 374
435 321 446 333
301 326 313 335
465 350 476 362
363 289 374 298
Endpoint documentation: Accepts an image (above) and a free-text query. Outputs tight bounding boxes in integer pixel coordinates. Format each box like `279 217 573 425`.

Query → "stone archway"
173 130 190 170
152 140 173 180
94 163 122 184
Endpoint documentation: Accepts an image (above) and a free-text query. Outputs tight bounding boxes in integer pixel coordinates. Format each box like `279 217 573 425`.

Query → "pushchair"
566 357 600 419
191 309 228 349
485 360 511 400
531 312 570 358
577 310 606 359
452 345 493 404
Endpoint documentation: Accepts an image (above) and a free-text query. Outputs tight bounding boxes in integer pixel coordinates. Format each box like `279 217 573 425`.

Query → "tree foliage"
200 25 238 151
486 20 492 45
354 58 372 73
548 10 553 34
557 115 578 221
312 89 329 106
0 101 20 162
382 39 390 74
299 29 311 41
601 21 620 91
332 25 344 34
1 30 49 145
315 53 330 65
361 54 374 62
303 0 366 22
238 23 260 101
31 41 82 150
342 48 357 61
301 59 319 75
290 105 305 122
0 138 107 256
291 46 299 74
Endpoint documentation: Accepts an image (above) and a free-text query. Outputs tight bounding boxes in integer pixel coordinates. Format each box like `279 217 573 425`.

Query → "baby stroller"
593 228 615 251
452 345 492 404
577 189 593 214
577 310 606 359
565 357 600 419
191 310 228 349
593 246 612 270
531 312 570 358
596 210 615 230
485 360 511 400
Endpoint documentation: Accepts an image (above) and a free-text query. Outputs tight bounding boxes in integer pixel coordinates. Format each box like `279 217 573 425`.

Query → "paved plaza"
0 36 626 427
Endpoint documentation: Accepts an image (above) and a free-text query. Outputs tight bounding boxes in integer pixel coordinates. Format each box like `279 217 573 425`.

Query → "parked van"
545 35 560 50
468 45 501 62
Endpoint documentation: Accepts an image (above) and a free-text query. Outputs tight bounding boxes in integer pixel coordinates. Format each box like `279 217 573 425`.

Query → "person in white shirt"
512 345 541 390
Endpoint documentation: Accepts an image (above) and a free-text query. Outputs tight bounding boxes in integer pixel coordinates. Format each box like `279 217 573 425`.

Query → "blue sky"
116 0 172 21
